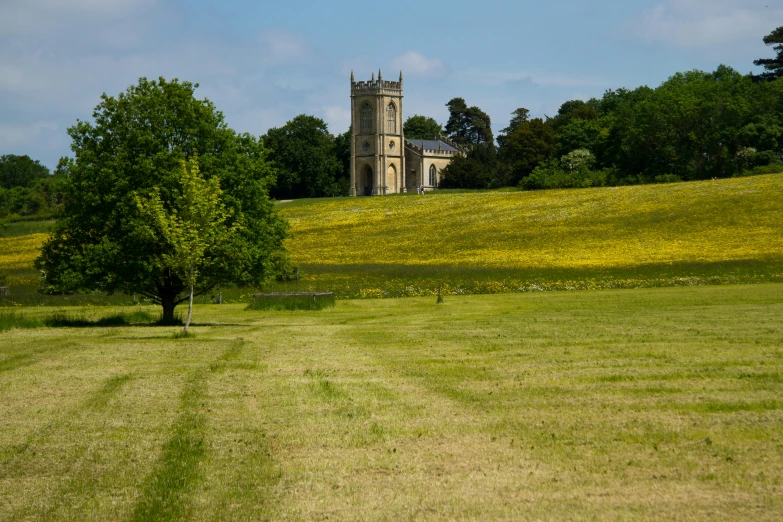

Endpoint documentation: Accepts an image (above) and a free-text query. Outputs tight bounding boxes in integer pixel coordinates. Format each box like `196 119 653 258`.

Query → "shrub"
736 163 783 177
654 174 682 183
522 159 610 190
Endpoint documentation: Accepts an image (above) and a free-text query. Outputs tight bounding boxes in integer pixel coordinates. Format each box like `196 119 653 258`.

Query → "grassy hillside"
276 174 783 297
1 285 782 519
2 174 782 302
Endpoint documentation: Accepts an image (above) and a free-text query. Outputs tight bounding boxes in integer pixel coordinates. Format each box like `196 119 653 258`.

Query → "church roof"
406 139 459 152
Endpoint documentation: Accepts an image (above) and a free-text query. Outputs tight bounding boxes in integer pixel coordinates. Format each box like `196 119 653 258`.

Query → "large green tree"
263 115 344 199
36 77 288 322
403 115 444 139
0 154 49 189
445 98 493 145
754 26 783 81
498 118 556 184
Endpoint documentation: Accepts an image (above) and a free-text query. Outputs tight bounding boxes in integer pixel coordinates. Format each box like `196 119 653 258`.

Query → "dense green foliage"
445 97 493 145
0 155 66 218
263 115 347 199
403 115 444 139
36 77 288 321
0 154 49 189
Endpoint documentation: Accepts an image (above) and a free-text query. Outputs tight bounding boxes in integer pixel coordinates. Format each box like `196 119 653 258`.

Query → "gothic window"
360 103 372 133
386 102 396 134
429 164 437 186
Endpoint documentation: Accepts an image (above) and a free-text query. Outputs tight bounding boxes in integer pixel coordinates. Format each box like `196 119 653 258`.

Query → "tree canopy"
496 108 530 148
36 77 288 322
445 98 493 145
754 26 783 81
263 115 345 199
403 115 444 140
0 154 49 189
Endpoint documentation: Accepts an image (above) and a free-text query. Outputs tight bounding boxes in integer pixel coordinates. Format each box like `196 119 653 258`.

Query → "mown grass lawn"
1 284 782 520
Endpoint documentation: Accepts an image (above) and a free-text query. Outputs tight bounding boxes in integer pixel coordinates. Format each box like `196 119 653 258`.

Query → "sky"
1 0 781 170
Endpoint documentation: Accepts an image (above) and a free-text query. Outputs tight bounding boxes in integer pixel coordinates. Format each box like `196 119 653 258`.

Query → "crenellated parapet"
351 70 403 95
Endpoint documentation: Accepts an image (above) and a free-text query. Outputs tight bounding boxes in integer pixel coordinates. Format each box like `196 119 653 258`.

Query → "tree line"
0 155 70 219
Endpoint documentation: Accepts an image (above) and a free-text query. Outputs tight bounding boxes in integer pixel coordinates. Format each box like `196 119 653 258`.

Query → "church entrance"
362 165 373 196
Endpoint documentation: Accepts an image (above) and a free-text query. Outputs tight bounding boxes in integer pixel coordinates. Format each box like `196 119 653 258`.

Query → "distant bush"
522 150 613 190
654 174 682 183
736 163 783 177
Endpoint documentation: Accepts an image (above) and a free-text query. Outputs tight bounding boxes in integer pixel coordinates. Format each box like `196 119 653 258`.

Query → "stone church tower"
350 70 405 196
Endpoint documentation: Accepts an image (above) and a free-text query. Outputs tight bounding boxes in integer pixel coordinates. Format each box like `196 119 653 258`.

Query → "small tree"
136 158 235 331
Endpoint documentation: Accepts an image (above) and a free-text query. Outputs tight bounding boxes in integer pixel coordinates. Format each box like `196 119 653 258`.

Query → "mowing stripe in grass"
0 339 81 374
129 369 207 522
14 373 137 520
85 373 134 410
129 342 246 522
0 372 134 469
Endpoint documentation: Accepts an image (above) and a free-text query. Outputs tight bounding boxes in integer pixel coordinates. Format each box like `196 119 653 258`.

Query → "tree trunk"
161 294 176 325
184 266 194 333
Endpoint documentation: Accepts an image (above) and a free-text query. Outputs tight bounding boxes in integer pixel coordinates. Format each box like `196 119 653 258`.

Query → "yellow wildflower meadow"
281 175 783 271
2 175 782 300
0 233 48 270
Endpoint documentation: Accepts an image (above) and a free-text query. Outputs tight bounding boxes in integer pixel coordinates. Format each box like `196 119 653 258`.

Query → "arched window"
360 103 372 133
429 164 437 186
386 102 396 133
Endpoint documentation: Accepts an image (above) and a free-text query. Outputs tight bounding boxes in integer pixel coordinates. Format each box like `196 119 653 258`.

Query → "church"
349 70 461 196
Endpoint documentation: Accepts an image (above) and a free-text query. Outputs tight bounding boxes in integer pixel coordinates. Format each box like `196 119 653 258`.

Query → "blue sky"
1 0 781 169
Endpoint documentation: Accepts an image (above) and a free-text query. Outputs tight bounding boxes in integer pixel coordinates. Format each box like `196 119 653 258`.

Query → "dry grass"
0 284 782 520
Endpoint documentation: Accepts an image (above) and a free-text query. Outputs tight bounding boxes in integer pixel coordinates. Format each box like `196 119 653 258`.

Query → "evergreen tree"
754 26 783 81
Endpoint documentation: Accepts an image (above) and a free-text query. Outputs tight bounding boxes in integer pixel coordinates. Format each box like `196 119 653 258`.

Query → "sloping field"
278 174 783 297
2 175 782 300
0 285 782 520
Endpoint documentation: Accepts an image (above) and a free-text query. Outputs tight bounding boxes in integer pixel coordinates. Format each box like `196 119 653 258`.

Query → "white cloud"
389 51 449 79
633 0 782 49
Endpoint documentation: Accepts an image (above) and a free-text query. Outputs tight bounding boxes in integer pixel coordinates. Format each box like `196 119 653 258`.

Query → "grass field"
2 174 782 304
1 284 782 520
